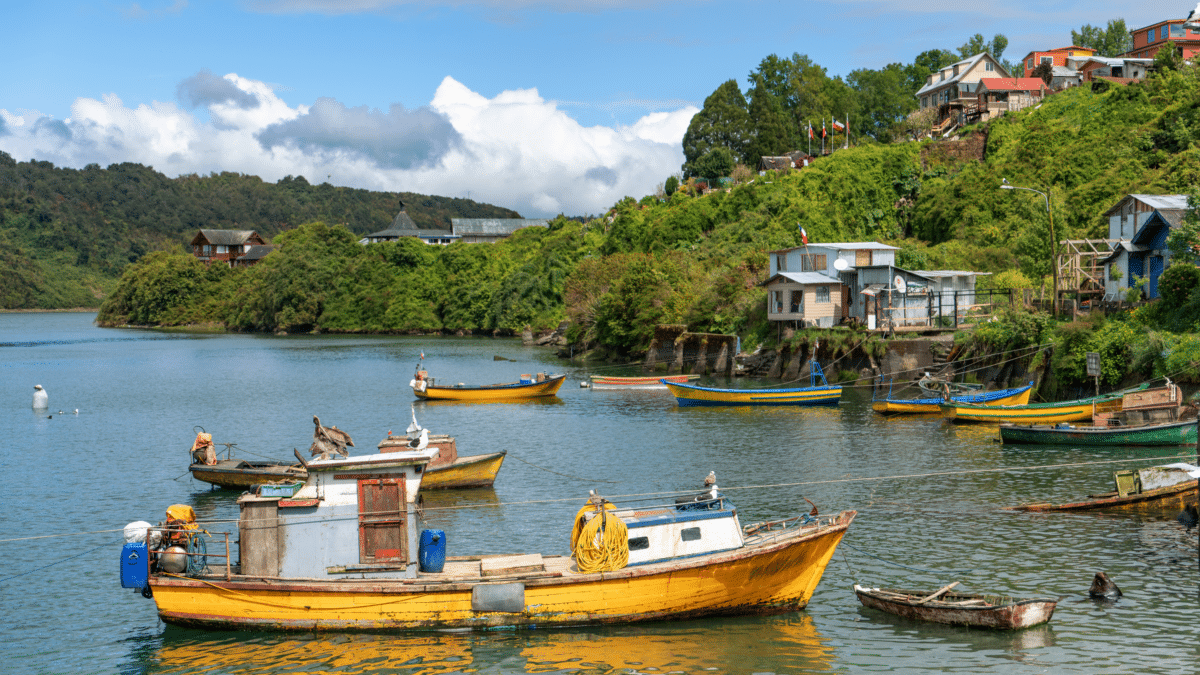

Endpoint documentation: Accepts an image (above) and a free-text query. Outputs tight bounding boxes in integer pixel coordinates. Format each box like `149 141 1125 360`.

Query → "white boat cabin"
583 488 744 566
238 448 437 579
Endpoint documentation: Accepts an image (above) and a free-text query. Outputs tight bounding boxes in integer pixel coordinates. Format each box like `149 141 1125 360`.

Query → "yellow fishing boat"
664 358 840 407
120 449 855 631
939 385 1146 424
410 370 566 401
871 382 1033 415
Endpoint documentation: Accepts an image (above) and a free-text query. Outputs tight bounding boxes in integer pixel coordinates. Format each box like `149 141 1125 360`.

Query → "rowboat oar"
915 581 960 604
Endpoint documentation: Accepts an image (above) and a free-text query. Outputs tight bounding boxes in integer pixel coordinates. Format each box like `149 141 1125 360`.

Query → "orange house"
1021 46 1096 74
1126 18 1200 60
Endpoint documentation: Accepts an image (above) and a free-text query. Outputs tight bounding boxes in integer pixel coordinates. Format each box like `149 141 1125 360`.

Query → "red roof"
979 78 1045 92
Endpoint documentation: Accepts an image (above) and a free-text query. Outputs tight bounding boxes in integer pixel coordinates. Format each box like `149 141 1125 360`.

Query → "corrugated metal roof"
767 242 899 254
1103 194 1189 216
764 272 842 286
451 218 549 236
916 270 992 277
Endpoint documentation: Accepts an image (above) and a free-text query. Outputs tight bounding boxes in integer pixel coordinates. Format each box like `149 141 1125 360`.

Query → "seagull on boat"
407 428 429 451
32 385 48 409
704 471 717 487
406 406 423 440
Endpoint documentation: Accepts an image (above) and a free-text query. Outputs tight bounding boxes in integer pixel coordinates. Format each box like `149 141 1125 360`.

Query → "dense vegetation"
0 153 518 308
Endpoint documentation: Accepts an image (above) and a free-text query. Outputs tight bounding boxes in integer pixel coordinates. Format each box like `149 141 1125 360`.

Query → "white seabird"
32 385 48 409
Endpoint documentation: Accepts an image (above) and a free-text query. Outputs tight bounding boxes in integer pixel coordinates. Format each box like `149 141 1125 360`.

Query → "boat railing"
149 527 234 580
742 512 837 543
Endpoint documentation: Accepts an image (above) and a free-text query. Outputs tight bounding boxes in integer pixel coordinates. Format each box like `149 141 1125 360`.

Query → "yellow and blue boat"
663 359 841 407
120 447 856 631
940 384 1148 424
872 381 1034 415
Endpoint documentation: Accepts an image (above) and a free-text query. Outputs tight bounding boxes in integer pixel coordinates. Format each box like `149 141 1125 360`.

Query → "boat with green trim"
999 418 1196 446
1005 463 1199 513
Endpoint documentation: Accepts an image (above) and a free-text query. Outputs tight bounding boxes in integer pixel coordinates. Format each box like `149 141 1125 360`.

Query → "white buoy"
32 385 48 409
74 409 79 415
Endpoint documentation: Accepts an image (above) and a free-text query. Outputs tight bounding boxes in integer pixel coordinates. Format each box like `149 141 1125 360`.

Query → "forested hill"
0 152 520 309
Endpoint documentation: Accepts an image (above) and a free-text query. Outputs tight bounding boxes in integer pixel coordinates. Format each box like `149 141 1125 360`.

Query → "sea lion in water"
1089 572 1122 599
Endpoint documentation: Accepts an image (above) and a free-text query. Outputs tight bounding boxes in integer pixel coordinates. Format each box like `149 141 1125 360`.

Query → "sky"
0 1 1186 220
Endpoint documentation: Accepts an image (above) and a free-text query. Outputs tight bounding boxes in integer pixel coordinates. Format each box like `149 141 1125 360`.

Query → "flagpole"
845 113 849 149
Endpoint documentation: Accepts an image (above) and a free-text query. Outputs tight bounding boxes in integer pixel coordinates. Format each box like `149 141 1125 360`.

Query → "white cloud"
0 72 695 218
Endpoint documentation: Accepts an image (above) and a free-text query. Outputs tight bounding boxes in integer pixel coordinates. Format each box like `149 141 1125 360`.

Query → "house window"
215 245 228 254
940 72 945 81
1109 264 1120 281
816 286 830 303
357 478 407 563
790 290 803 313
202 244 211 255
1027 58 1033 70
1040 56 1053 65
800 254 827 272
985 62 994 72
778 254 787 272
772 291 783 314
921 96 928 108
855 249 872 267
1148 28 1156 42
1171 24 1185 38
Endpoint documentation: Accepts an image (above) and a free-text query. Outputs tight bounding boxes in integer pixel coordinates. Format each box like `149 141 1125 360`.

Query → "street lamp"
1001 178 1058 317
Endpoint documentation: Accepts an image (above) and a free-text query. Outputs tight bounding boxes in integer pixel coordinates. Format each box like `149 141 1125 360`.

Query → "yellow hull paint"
421 452 505 490
941 401 1099 424
414 375 566 401
664 381 841 407
151 512 855 631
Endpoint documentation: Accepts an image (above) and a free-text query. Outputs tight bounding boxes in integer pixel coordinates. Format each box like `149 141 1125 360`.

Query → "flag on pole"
832 119 845 132
808 122 813 139
799 225 808 245
822 121 827 138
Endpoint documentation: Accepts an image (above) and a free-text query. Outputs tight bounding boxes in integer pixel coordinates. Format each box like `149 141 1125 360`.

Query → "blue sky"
0 1 1183 218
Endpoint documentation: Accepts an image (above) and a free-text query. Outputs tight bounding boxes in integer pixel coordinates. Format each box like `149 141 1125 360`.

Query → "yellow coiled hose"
571 502 629 573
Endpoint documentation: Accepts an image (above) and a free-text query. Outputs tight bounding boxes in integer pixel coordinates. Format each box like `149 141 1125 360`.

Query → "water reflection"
135 615 832 675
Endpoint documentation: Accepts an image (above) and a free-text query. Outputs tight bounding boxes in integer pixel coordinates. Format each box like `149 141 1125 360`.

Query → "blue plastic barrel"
419 529 446 573
121 542 148 589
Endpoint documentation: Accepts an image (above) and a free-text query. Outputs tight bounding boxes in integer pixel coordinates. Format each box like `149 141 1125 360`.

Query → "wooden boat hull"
191 451 506 491
414 375 566 401
941 385 1149 424
999 420 1197 446
189 460 305 489
873 383 1033 415
664 381 842 407
590 374 698 389
149 511 856 631
1005 482 1198 513
854 586 1057 630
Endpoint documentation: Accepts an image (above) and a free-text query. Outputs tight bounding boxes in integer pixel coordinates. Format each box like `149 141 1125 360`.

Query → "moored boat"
410 369 566 401
999 418 1197 446
1004 463 1200 513
121 452 857 631
590 374 699 389
872 381 1033 415
664 358 841 407
940 384 1150 424
853 583 1057 630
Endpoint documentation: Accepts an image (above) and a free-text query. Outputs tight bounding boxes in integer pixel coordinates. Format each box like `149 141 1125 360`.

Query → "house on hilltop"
1126 17 1200 60
976 78 1046 120
914 52 1011 135
362 206 459 245
191 229 271 266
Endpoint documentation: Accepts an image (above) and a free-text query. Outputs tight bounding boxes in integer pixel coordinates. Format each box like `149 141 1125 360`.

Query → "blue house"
1100 194 1188 300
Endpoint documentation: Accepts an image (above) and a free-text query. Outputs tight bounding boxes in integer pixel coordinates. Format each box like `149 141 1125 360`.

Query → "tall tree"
681 80 751 178
751 53 855 138
745 76 797 165
847 63 915 142
957 33 1008 60
1072 19 1133 57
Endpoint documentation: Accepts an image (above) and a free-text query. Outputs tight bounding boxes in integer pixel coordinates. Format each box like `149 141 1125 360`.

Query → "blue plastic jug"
419 529 446 573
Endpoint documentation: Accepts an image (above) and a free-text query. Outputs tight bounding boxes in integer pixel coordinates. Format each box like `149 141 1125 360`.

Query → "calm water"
1 313 1197 675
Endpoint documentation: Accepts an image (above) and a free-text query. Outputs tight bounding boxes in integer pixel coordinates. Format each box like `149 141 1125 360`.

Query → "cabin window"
628 536 649 551
1148 28 1156 42
771 291 783 314
816 286 830 303
800 254 826 272
1171 24 1185 38
680 527 701 542
985 62 994 72
790 290 803 313
777 254 787 272
357 478 407 563
855 249 872 267
202 244 211 255
215 245 228 254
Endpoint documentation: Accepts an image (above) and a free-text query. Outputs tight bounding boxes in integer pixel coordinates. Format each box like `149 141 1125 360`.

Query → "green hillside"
0 153 519 309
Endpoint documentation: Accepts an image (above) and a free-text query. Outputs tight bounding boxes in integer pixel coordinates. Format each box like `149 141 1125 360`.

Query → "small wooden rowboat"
872 382 1033 415
590 374 699 389
853 583 1057 630
411 372 566 401
1005 464 1199 513
999 418 1197 446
